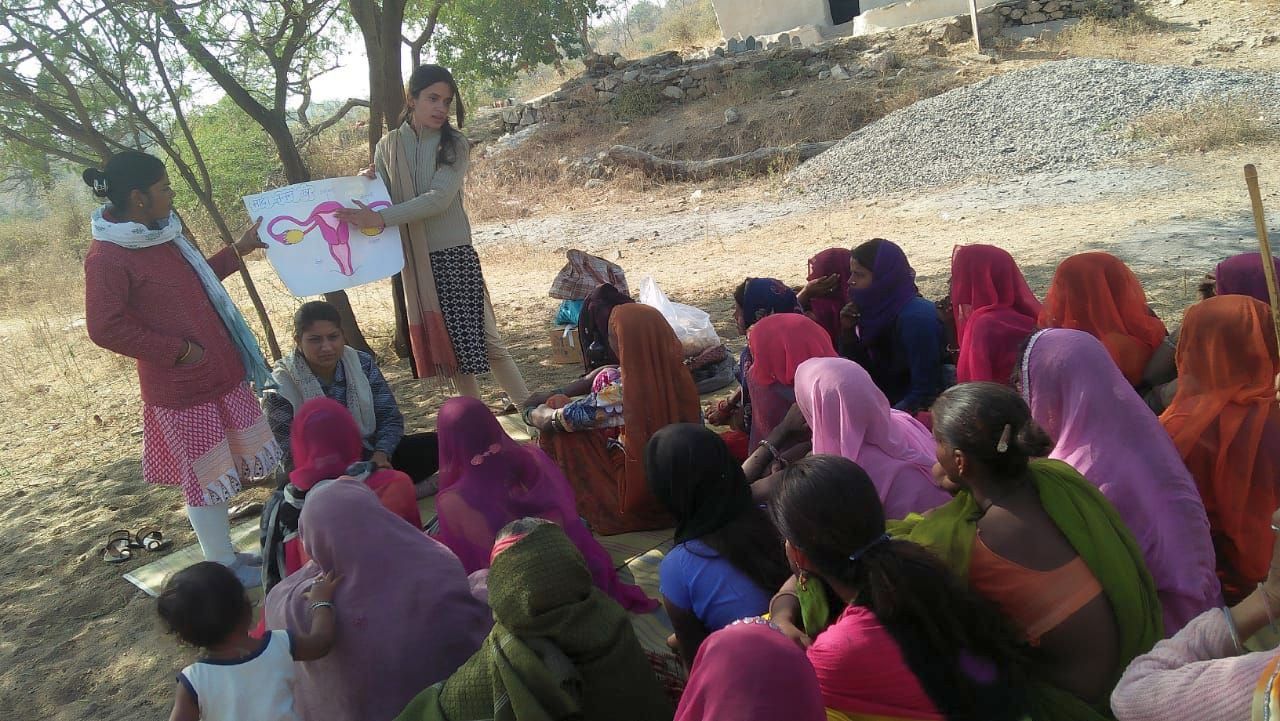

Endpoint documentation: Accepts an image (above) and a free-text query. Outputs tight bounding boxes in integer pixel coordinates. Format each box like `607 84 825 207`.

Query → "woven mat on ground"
123 520 260 598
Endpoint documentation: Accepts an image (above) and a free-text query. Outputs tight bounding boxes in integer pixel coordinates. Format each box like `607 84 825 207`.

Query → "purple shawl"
1021 329 1221 633
1216 252 1280 304
264 480 491 721
431 396 656 612
851 240 920 343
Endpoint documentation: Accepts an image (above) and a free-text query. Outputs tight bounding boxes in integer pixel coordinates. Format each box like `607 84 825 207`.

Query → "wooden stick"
969 0 983 53
1245 164 1280 345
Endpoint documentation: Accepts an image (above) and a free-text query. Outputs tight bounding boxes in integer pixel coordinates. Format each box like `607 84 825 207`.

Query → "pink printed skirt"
142 382 282 507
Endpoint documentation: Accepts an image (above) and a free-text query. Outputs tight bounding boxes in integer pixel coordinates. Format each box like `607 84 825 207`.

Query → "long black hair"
932 382 1054 481
770 455 1028 721
401 64 466 168
82 150 166 210
645 424 790 596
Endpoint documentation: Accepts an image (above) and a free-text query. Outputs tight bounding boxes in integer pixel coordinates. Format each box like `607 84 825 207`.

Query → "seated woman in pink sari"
949 244 1041 384
431 396 656 612
265 479 490 721
793 357 950 519
261 397 421 591
1019 328 1220 634
743 312 837 448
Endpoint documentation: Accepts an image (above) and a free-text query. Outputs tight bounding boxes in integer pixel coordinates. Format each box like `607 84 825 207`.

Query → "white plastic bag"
638 275 721 356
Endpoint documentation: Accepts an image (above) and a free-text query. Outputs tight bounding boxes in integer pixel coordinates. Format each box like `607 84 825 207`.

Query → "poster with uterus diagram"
243 176 404 296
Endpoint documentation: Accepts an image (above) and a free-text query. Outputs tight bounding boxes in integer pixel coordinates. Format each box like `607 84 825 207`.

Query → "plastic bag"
554 299 584 326
638 276 721 356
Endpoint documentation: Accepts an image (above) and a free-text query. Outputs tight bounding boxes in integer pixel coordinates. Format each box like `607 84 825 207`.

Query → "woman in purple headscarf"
431 395 656 612
1021 328 1220 634
839 239 948 414
264 479 491 721
1142 252 1280 413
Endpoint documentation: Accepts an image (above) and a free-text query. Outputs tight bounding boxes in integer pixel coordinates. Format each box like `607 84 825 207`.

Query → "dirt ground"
1 2 1279 719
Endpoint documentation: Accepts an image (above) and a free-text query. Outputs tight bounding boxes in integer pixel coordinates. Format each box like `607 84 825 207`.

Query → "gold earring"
797 569 809 591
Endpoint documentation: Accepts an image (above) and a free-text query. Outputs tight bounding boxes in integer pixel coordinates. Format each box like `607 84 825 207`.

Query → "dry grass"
1048 10 1180 61
465 117 663 223
1127 98 1277 152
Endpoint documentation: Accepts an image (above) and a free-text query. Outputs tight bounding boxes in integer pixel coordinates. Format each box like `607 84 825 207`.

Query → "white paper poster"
243 176 404 296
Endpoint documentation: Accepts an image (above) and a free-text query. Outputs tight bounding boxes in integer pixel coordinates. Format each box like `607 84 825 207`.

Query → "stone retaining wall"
495 0 1129 134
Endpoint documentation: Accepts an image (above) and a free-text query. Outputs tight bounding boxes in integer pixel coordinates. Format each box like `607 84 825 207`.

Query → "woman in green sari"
395 518 673 721
890 382 1163 721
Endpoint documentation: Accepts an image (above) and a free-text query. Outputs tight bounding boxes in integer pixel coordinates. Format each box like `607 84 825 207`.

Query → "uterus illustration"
266 200 391 276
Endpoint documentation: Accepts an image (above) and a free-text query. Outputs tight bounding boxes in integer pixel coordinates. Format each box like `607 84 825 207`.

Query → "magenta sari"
432 396 657 612
950 244 1042 384
807 248 853 345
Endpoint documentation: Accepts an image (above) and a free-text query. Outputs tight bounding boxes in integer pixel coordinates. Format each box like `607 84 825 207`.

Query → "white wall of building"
711 0 833 39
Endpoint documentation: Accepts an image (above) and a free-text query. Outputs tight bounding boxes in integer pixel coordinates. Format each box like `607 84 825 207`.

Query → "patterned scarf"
90 206 274 393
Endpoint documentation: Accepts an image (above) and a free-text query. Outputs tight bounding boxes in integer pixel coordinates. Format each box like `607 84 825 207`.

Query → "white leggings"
185 502 236 566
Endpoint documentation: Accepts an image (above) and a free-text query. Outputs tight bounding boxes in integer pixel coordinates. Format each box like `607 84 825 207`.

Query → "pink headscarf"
290 397 364 491
794 357 950 520
675 619 825 721
287 397 420 529
433 396 657 612
1021 328 1221 633
950 244 1042 384
264 480 490 721
807 247 853 344
746 313 838 446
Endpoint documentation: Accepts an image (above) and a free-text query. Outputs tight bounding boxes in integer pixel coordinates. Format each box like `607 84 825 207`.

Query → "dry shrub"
1127 98 1276 153
303 124 374 180
657 0 721 49
465 117 659 223
1049 10 1177 61
613 84 665 121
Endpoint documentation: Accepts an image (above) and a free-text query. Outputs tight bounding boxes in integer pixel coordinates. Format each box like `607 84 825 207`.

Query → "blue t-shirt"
659 539 773 632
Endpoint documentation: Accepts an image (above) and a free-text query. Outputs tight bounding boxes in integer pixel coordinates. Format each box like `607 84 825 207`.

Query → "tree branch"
299 97 369 144
406 0 448 68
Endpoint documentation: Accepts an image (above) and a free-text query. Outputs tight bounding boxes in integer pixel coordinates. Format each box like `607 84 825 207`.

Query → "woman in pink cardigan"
84 151 279 584
1112 507 1280 720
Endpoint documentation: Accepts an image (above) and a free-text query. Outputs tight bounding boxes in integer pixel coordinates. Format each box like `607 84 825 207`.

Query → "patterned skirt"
142 382 282 507
430 245 490 376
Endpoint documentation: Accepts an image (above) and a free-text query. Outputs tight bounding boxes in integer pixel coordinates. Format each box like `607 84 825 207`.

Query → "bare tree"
0 0 283 359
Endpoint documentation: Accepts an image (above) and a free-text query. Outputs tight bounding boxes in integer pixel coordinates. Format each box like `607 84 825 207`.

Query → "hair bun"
82 168 109 197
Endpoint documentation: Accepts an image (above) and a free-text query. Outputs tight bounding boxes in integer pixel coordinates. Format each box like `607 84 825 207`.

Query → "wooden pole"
969 0 983 52
1245 164 1280 343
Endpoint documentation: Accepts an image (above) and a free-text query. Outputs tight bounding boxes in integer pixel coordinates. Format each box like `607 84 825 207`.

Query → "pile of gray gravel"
788 58 1280 199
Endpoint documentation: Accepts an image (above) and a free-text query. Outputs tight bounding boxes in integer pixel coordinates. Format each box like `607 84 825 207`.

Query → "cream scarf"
270 347 376 443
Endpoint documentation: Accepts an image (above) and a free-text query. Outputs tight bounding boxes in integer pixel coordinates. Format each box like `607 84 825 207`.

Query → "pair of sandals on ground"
101 500 264 564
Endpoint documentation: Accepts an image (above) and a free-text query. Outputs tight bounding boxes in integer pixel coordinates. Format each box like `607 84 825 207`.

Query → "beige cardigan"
374 123 473 252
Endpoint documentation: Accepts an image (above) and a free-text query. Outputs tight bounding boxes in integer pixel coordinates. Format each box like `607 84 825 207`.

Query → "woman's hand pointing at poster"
334 200 385 230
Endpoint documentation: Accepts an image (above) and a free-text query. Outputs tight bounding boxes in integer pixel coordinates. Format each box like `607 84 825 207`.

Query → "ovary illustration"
267 199 391 276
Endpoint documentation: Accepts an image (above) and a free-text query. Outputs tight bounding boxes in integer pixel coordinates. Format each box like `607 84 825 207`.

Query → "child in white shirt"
158 561 339 721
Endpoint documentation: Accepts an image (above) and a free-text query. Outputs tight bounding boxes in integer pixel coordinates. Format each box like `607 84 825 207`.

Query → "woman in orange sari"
1161 294 1280 602
526 303 701 535
1039 252 1167 385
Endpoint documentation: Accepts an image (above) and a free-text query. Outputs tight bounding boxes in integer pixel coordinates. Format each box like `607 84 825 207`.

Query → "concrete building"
711 0 990 42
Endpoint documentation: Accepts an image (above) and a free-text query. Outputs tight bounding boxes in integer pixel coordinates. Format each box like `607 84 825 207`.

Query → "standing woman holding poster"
82 151 281 585
337 64 530 407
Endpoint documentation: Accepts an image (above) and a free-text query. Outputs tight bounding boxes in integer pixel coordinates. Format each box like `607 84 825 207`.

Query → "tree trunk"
349 0 413 359
160 0 373 356
603 142 838 181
